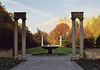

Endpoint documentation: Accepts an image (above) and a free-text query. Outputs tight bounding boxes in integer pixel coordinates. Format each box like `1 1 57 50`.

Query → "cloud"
3 0 53 17
37 18 59 33
62 0 100 17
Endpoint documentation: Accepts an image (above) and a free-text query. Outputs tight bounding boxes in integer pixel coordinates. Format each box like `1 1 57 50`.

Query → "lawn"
18 47 80 54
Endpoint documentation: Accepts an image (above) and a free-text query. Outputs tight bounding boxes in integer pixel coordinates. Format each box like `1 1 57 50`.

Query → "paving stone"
10 54 84 70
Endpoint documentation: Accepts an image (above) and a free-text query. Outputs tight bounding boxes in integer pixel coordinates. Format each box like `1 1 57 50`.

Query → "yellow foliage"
85 15 100 37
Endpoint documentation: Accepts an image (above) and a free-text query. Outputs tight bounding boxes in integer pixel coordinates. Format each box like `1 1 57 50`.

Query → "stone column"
41 35 44 46
60 35 62 46
21 18 27 60
79 18 84 59
14 18 18 59
71 18 76 61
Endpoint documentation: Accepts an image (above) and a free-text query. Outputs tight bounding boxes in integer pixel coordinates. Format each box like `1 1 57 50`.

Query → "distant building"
58 17 93 27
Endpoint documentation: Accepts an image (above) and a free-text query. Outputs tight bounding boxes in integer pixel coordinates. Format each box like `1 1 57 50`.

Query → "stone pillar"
60 35 62 46
14 19 18 59
71 18 76 61
21 18 27 60
41 35 44 46
79 18 84 59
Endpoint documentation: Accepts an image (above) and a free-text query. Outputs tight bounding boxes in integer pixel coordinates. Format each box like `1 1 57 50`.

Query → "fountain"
41 35 62 54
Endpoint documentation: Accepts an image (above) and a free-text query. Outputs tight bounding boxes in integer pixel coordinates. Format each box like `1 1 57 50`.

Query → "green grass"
53 47 80 53
18 47 80 54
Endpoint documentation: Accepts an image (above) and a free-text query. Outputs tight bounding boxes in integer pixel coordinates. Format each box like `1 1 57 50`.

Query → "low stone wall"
0 48 13 58
85 48 100 59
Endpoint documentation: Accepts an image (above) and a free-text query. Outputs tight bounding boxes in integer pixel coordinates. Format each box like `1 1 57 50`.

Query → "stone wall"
0 48 13 58
85 48 100 59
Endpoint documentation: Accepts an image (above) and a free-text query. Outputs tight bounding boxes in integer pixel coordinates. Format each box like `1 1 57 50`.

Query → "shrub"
84 36 95 48
0 57 22 69
62 41 70 47
96 35 100 48
0 23 14 49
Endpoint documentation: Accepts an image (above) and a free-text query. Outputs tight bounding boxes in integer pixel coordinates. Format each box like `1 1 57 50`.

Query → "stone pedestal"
21 56 27 61
48 49 52 54
60 35 62 46
42 46 59 54
41 35 44 46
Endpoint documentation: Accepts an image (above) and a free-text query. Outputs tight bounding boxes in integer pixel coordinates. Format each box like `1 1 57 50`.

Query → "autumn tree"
90 16 100 37
26 27 39 48
17 23 39 49
0 5 14 49
66 21 80 46
34 28 41 46
83 16 100 48
84 26 93 39
66 21 93 46
41 31 49 45
84 16 100 38
47 23 70 44
0 4 39 49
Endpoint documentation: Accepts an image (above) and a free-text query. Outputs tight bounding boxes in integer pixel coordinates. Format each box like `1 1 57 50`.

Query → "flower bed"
76 59 100 70
0 57 22 70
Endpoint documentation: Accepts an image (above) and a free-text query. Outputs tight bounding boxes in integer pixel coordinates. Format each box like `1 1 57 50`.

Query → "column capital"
22 18 27 21
79 18 84 21
71 18 76 21
14 18 19 21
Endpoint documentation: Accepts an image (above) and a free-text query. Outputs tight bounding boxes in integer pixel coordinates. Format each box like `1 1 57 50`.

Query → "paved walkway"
11 54 84 70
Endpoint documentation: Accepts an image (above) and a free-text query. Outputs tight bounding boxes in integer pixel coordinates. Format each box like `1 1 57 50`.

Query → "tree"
0 4 39 49
34 28 41 46
0 5 14 24
85 16 100 37
84 36 95 48
84 27 93 39
47 23 70 44
18 24 39 49
0 23 14 49
96 35 100 47
0 5 14 49
41 31 49 45
26 27 39 48
66 21 93 46
91 16 100 37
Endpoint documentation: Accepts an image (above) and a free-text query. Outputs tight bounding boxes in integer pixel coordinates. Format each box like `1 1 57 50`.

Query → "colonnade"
14 12 27 60
71 12 84 60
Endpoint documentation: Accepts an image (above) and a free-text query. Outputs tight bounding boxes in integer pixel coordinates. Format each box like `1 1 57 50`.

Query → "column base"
71 56 77 61
21 56 27 61
14 56 18 60
79 56 84 59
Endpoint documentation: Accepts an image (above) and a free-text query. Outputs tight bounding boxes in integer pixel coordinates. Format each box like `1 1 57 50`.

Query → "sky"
1 0 100 33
